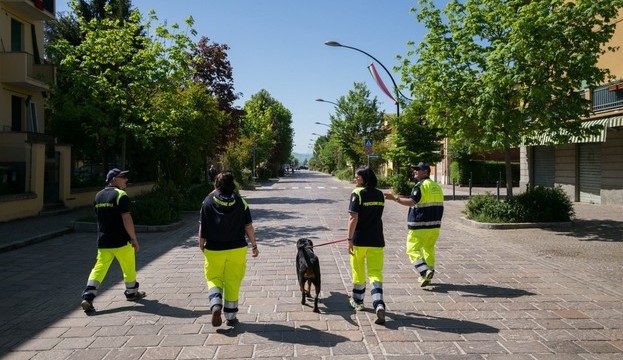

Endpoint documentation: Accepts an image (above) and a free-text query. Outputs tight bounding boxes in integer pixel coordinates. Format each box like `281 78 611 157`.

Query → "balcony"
1 0 55 20
591 83 623 113
0 52 55 91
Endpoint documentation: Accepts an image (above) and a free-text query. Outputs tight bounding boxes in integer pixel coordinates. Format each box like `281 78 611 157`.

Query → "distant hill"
293 152 312 164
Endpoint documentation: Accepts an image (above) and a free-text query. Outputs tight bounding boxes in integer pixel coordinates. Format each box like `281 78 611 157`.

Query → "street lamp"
315 98 339 107
314 121 331 127
325 40 409 118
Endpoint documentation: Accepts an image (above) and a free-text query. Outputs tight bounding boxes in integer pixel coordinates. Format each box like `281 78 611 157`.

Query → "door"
578 143 601 204
533 146 555 187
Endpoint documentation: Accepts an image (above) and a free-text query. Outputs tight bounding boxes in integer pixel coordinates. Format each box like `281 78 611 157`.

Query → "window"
11 19 23 52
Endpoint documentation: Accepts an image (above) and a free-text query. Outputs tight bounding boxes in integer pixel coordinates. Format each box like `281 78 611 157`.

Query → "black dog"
296 238 321 313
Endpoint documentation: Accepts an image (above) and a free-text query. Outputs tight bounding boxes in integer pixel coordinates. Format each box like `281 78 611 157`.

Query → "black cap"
106 168 129 183
410 162 430 171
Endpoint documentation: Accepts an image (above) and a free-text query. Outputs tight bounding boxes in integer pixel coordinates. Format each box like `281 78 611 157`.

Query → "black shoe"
225 318 239 327
81 299 95 313
374 305 386 325
211 307 222 327
126 291 146 301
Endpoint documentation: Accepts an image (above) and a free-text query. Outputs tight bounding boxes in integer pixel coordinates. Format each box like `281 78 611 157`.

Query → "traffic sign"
364 138 373 155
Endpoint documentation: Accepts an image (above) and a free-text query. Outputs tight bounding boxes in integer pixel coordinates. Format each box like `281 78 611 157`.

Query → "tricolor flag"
368 63 397 104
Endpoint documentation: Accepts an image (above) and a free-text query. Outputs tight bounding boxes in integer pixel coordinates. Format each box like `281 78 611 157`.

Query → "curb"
72 221 184 233
0 227 74 254
460 216 573 229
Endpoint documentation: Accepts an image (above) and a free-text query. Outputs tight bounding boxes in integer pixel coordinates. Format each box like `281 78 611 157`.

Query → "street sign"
364 138 373 155
368 155 380 159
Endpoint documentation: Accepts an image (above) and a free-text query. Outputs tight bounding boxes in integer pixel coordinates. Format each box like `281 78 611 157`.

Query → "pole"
325 41 407 119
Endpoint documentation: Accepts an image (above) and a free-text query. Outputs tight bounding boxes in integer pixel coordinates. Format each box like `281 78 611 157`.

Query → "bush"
507 186 575 222
465 186 574 223
131 185 181 225
179 183 211 211
376 176 392 189
388 174 413 196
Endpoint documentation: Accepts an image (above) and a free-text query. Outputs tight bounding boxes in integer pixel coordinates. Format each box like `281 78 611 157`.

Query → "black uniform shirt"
199 191 252 251
348 187 385 247
94 186 131 248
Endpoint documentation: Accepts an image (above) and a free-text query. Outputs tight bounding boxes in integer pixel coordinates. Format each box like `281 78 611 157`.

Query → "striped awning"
568 118 609 143
525 116 622 145
609 116 623 128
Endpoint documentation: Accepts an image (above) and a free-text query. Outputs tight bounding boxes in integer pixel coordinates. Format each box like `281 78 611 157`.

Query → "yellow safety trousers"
406 228 440 268
203 247 247 302
88 243 136 285
350 246 384 285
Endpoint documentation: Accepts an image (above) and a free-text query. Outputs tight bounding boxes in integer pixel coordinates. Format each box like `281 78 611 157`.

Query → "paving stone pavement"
1 171 622 359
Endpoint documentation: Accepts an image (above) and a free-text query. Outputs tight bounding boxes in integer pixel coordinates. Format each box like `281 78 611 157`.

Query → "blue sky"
55 1 441 155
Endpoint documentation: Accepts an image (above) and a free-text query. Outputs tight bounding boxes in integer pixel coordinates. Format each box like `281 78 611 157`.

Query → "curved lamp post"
325 40 408 118
314 121 331 127
315 98 339 107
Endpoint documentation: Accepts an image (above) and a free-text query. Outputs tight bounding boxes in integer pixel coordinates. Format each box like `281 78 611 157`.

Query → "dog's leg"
312 283 320 313
305 279 312 298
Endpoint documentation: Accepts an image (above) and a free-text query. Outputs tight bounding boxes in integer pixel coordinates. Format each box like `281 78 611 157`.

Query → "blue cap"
106 168 129 182
411 162 430 171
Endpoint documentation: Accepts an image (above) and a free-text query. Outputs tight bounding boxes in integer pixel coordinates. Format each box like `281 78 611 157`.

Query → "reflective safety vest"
407 178 444 230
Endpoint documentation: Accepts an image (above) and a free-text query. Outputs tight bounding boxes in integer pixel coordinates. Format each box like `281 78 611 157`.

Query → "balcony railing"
591 83 623 113
0 52 55 91
1 0 55 20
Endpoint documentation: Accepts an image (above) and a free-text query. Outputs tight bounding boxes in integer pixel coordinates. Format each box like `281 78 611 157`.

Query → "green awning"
525 117 616 145
608 116 623 128
568 118 609 143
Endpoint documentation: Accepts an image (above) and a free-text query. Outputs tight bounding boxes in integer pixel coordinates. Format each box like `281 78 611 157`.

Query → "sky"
55 0 441 155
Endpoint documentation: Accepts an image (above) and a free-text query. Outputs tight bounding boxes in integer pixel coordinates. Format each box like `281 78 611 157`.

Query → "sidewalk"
1 176 622 359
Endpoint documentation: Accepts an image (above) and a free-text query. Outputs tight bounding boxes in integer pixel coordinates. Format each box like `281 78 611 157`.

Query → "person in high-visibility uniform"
347 167 386 324
199 171 259 327
384 162 444 287
81 168 145 313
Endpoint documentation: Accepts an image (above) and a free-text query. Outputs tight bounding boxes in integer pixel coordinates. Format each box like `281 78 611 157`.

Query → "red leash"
313 238 349 247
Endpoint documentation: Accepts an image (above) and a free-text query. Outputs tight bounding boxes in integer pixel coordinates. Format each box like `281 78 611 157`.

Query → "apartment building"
520 10 623 206
0 0 63 221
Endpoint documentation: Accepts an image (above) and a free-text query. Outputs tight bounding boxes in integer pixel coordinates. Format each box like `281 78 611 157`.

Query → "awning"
568 118 609 143
525 116 619 145
609 115 623 128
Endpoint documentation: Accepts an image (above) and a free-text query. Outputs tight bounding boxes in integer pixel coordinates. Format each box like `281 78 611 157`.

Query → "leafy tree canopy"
402 0 622 194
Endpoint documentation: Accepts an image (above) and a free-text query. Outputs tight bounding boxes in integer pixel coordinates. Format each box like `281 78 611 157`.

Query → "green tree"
402 0 621 196
147 83 225 186
241 90 294 177
46 5 197 176
386 100 444 176
330 83 387 175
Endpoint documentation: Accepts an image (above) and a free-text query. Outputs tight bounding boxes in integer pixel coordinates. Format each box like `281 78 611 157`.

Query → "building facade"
520 9 623 206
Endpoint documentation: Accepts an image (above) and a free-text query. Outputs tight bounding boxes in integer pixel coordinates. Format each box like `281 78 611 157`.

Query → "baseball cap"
106 168 129 182
410 162 430 171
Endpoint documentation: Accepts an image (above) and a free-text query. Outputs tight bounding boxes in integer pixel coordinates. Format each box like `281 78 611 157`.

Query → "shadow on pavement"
87 299 210 318
552 219 623 242
322 291 358 326
386 312 499 334
255 225 331 248
246 197 338 206
216 322 350 346
429 283 535 298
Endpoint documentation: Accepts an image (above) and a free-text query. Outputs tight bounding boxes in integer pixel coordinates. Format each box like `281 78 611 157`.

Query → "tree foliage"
192 36 239 112
402 0 622 195
329 83 387 174
386 100 444 176
240 90 294 177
